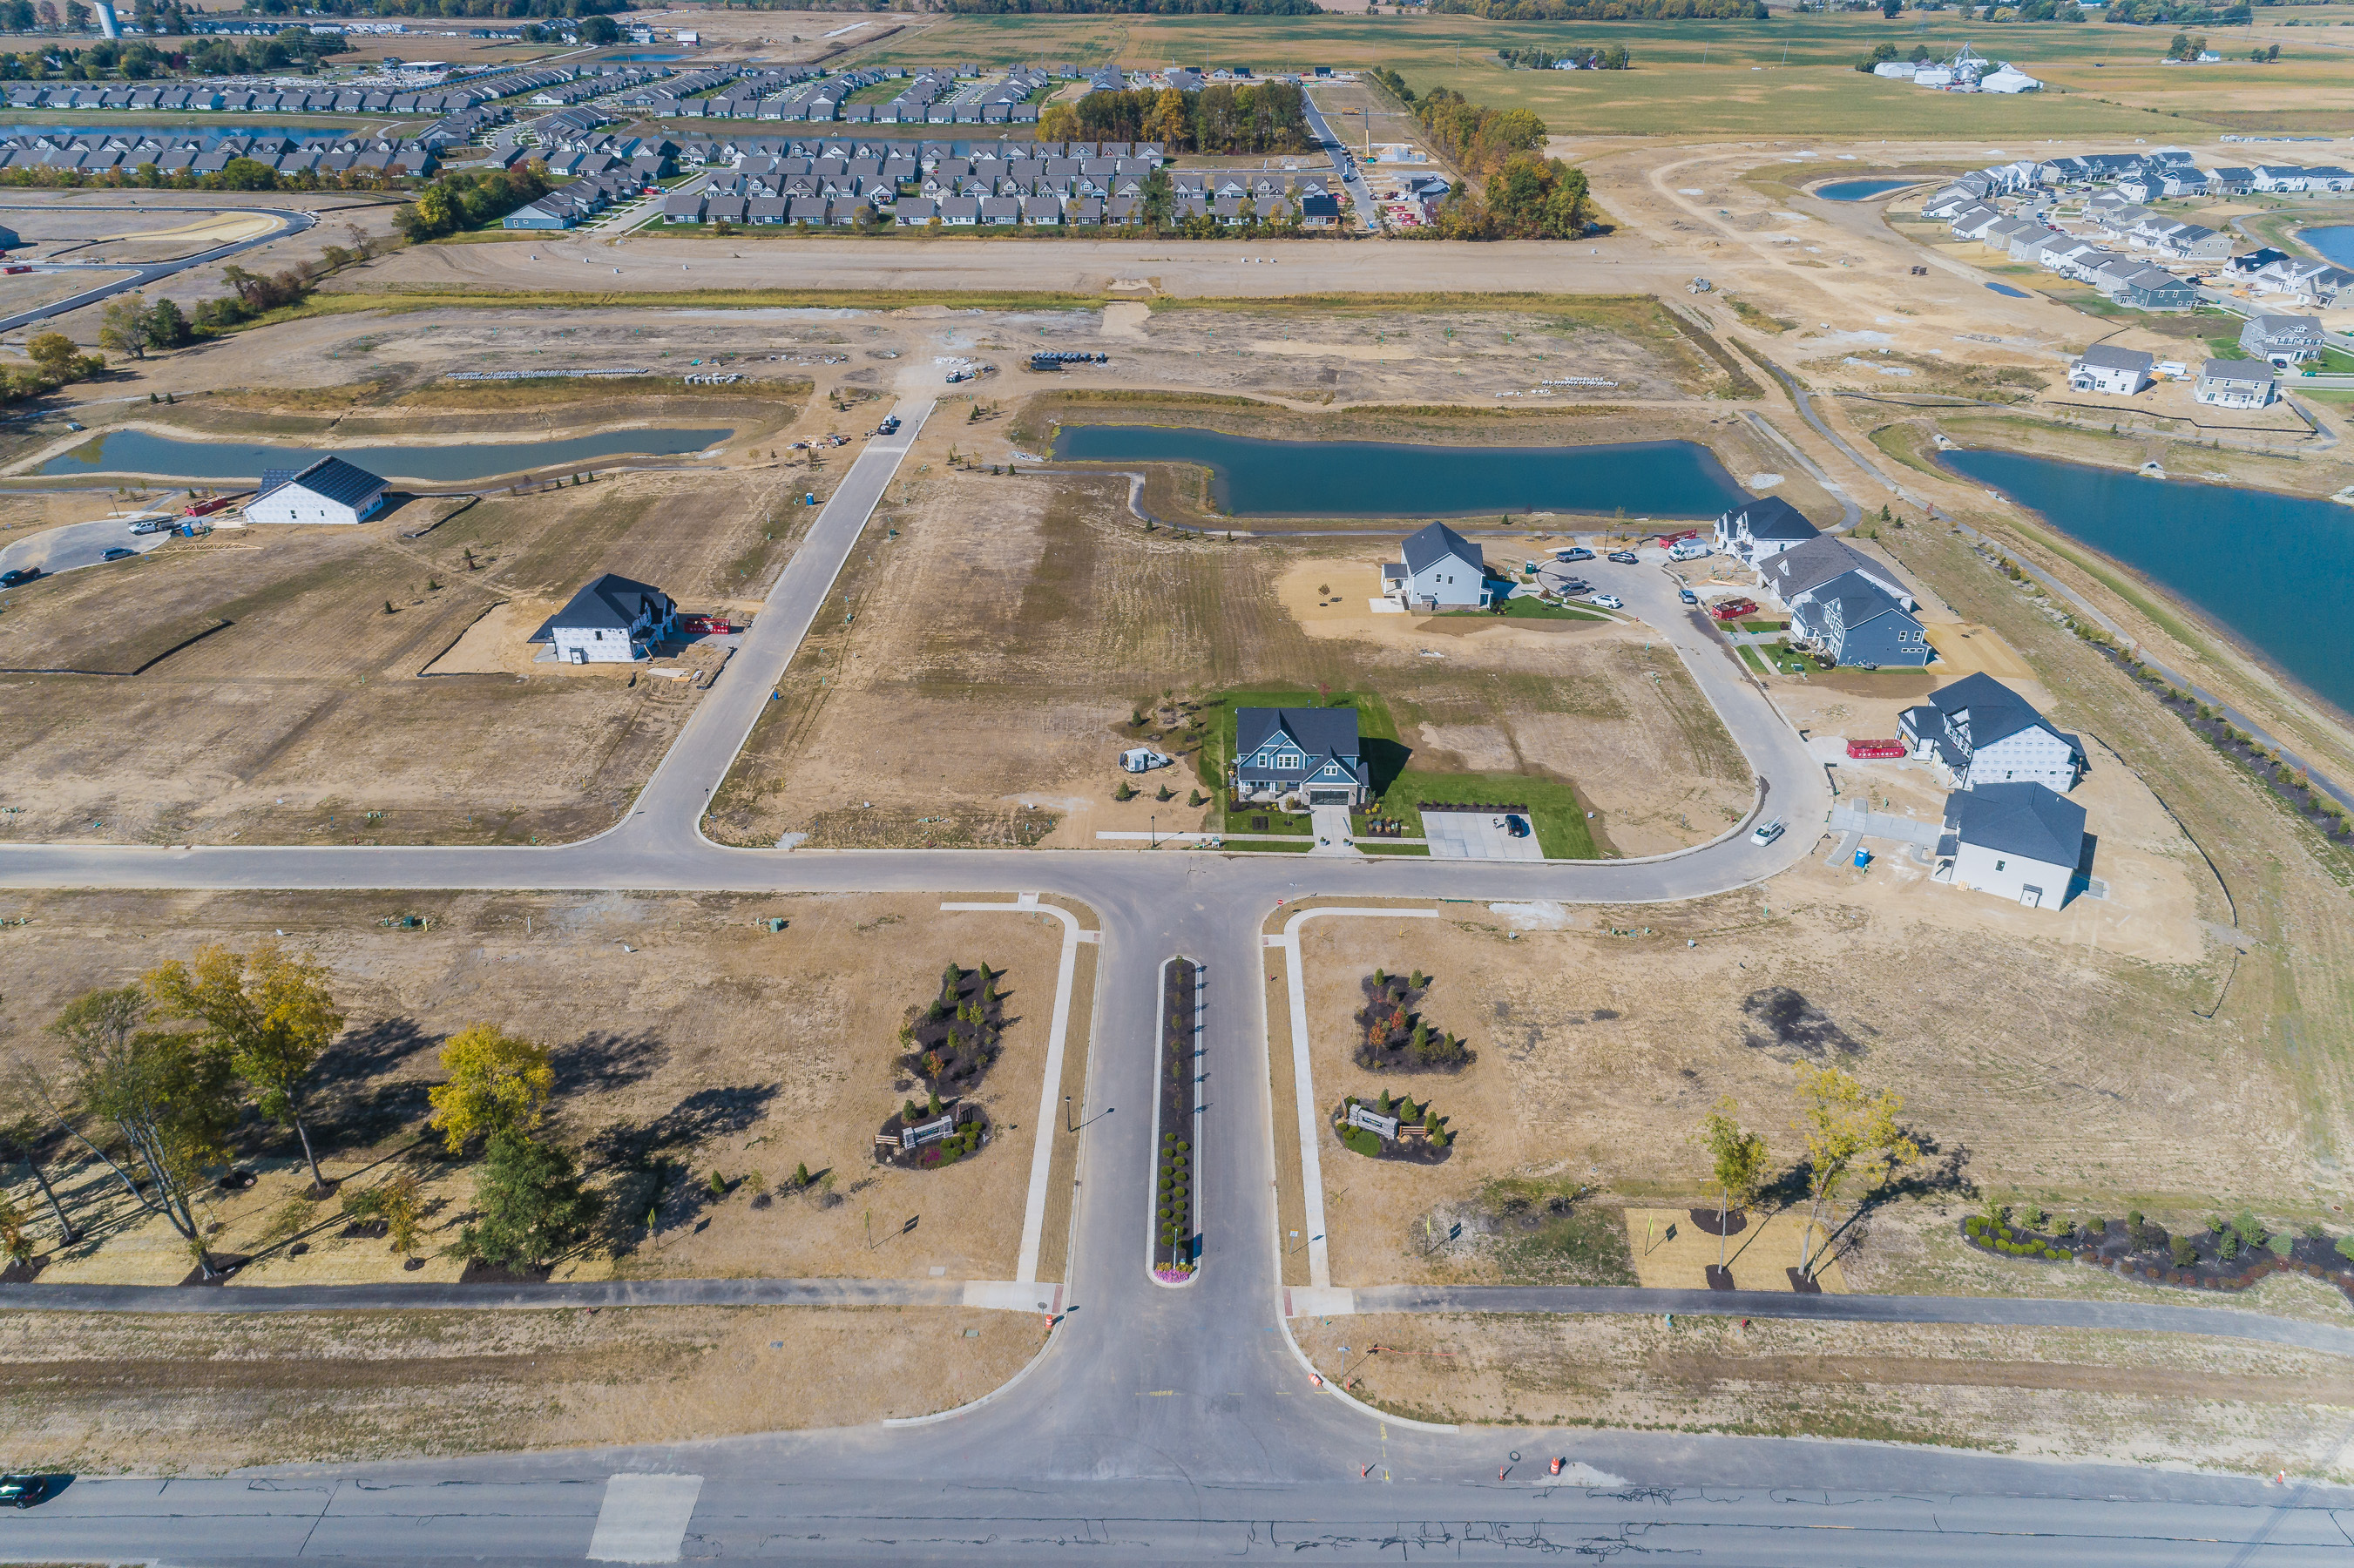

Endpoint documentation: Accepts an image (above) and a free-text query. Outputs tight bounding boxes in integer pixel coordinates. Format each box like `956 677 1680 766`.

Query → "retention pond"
1940 447 2354 715
39 428 734 483
1049 426 1749 519
1816 179 1920 202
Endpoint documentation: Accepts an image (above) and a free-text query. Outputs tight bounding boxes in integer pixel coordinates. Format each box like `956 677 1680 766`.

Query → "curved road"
0 384 2347 1563
0 204 316 334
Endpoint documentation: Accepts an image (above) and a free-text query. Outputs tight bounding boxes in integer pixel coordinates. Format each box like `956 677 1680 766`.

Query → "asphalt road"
0 204 315 335
0 379 2344 1562
1300 93 1381 233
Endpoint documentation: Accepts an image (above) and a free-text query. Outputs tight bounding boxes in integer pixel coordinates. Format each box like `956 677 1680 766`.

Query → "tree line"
1039 81 1312 154
0 156 405 193
1431 0 1764 18
949 0 1316 11
1498 43 1633 68
0 27 348 78
3 943 601 1280
248 0 633 18
1375 75 1593 240
393 163 552 242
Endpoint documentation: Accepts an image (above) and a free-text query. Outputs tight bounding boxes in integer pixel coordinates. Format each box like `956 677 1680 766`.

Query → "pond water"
41 427 734 483
2301 225 2354 269
1049 426 1749 518
1985 282 2032 299
1816 179 1918 202
1940 447 2354 715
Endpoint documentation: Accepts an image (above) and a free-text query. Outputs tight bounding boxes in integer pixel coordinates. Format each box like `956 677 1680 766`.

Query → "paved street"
0 204 315 334
0 514 172 585
0 379 2343 1562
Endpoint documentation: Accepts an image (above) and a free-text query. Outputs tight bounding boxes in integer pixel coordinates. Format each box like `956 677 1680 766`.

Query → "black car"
0 1473 53 1508
1607 550 1640 564
101 546 137 562
0 566 37 587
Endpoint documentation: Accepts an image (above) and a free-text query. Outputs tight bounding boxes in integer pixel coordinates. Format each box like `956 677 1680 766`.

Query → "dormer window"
1277 751 1303 769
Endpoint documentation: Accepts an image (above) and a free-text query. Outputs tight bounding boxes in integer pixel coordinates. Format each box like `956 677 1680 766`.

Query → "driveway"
0 515 172 581
1424 808 1542 861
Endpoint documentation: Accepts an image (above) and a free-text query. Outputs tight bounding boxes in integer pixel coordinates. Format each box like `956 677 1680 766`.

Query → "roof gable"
1400 522 1482 578
255 454 388 509
1947 781 2086 866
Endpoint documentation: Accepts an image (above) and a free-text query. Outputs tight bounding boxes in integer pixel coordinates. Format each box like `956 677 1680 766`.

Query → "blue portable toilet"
805 492 816 505
1853 847 1872 869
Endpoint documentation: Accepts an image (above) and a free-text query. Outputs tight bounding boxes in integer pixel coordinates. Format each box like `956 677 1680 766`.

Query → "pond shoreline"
26 423 739 486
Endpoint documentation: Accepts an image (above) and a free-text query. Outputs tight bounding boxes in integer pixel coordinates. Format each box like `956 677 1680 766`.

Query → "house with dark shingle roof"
1714 495 1819 566
1231 706 1370 807
246 456 389 526
1938 781 2087 909
1900 672 2082 793
1380 521 1493 611
528 573 677 664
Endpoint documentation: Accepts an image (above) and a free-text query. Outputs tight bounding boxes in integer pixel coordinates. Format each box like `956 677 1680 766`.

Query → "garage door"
1308 789 1351 806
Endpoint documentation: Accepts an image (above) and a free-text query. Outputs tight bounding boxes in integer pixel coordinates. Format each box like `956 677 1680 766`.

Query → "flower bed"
1354 968 1475 1075
874 1102 991 1172
1331 1092 1455 1165
873 958 1011 1167
1154 956 1201 1275
1963 1209 2354 1302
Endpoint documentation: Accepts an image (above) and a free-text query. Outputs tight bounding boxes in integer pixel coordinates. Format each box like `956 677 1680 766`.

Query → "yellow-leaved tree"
427 1025 553 1154
1792 1064 1918 1282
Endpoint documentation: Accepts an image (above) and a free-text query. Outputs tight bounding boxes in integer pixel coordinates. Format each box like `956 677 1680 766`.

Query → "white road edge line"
1277 905 1441 1290
942 897 1082 1285
585 1472 702 1564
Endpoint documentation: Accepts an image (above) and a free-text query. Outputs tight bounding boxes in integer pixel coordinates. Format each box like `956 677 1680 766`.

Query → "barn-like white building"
245 456 389 527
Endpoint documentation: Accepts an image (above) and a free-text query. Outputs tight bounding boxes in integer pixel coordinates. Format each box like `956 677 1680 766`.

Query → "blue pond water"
1941 447 2354 715
43 428 734 483
2301 225 2354 269
1985 282 2032 298
1817 179 1918 202
1050 426 1749 518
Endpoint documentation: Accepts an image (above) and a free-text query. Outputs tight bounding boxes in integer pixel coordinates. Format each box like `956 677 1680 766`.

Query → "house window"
1277 751 1302 769
1995 858 2007 871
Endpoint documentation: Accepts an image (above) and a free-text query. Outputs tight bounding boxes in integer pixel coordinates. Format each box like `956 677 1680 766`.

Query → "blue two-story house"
1231 707 1371 808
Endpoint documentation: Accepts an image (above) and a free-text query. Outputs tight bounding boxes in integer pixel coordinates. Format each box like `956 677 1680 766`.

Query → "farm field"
0 888 1080 1290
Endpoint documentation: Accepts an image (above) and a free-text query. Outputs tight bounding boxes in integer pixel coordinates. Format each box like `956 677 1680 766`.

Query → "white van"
1667 539 1714 562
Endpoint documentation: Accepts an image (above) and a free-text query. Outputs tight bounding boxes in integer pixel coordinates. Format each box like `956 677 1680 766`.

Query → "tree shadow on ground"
313 1016 436 1089
585 1083 779 1169
554 1030 670 1094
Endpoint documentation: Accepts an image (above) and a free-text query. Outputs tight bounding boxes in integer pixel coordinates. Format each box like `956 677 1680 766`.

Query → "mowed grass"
862 12 2354 135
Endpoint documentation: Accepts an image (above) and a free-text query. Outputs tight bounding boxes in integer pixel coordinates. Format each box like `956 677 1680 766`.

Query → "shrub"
2019 1203 2046 1232
1965 1215 1987 1237
2219 1230 2240 1260
2088 1215 2109 1238
2233 1209 2267 1248
2169 1234 2197 1266
2303 1222 2326 1241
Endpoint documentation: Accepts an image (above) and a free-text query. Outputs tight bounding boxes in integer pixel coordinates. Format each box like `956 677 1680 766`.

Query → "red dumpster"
1846 739 1907 760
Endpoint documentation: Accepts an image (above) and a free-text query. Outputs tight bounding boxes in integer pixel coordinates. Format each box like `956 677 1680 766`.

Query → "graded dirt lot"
706 420 1754 854
0 1305 1035 1475
1 889 1081 1288
1291 1314 2354 1480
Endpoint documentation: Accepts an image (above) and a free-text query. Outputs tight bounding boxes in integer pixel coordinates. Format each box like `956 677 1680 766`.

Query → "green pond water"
1049 426 1749 518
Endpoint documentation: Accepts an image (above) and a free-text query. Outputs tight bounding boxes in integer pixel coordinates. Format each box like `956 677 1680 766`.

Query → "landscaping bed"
1331 1091 1454 1165
873 1102 992 1173
1154 957 1200 1279
874 958 1012 1170
1354 969 1475 1075
1963 1207 2354 1301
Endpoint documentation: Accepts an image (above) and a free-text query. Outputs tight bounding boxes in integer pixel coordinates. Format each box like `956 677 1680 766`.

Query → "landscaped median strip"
1309 1285 2354 1357
0 1277 1066 1315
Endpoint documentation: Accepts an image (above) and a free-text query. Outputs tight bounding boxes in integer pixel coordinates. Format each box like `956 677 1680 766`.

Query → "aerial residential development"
0 3 2350 1562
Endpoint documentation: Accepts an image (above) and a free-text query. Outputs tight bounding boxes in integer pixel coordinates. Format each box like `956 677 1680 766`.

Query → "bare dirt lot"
707 428 1753 855
1292 1314 2354 1480
1 889 1081 1287
0 1304 1035 1475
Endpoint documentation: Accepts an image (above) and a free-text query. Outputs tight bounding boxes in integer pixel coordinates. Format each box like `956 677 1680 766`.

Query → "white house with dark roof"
1230 706 1370 808
1713 495 1819 567
1938 781 2087 909
2240 313 2324 367
1755 537 1912 610
1380 521 1494 612
2195 358 2277 409
2067 345 2153 395
1899 672 2083 792
528 573 677 664
245 456 389 526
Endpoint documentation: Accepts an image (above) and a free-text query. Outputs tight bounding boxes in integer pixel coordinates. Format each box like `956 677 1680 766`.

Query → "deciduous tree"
147 940 345 1192
1791 1064 1918 1280
1698 1096 1769 1271
427 1024 554 1153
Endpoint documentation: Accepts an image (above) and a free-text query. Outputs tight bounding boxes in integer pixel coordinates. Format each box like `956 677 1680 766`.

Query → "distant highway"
0 204 316 334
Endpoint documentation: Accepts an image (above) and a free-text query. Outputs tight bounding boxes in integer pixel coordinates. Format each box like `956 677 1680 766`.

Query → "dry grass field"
0 1305 1035 1476
0 888 1079 1288
706 418 1755 854
1291 1314 2354 1478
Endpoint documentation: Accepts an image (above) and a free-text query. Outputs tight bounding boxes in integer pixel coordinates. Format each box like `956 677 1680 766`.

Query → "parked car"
1553 546 1595 563
1557 578 1590 595
1503 814 1530 838
101 546 137 561
1677 586 1699 605
1750 818 1786 847
1607 550 1639 564
0 566 38 587
0 1474 53 1508
1708 598 1759 622
1592 593 1624 609
129 518 171 535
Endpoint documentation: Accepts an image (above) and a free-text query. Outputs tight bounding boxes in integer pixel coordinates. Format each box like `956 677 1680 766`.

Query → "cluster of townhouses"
2066 313 2327 409
0 130 438 177
639 136 1339 230
1924 149 2354 308
655 64 1052 125
1714 498 1931 669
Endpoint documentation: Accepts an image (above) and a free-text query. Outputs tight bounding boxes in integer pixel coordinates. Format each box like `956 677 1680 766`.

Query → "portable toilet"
1853 847 1873 869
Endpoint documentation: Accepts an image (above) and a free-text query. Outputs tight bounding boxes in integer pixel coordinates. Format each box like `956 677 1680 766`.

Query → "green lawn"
1736 645 1770 677
1356 841 1431 856
1376 767 1597 861
1735 619 1788 633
